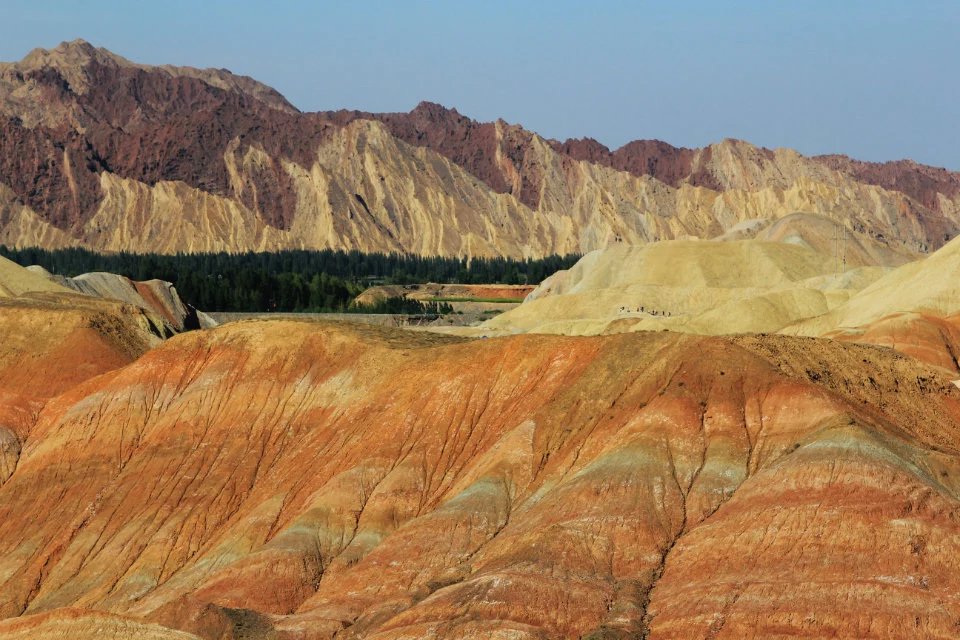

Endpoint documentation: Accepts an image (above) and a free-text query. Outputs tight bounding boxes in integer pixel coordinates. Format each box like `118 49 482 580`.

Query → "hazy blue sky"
3 1 958 168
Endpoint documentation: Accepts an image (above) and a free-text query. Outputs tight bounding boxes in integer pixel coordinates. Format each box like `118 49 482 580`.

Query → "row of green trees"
0 246 578 313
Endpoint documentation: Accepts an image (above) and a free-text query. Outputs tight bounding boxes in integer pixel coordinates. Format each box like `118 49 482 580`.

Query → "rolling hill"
1 320 960 639
479 236 960 379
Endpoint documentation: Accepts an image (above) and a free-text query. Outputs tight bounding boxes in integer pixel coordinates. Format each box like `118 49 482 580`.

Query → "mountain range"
2 40 959 259
4 38 960 640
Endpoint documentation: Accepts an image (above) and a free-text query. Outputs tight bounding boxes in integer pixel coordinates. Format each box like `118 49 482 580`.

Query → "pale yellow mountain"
790 234 960 335
513 130 959 258
695 139 841 190
464 236 960 381
752 212 916 267
478 240 889 336
0 254 71 298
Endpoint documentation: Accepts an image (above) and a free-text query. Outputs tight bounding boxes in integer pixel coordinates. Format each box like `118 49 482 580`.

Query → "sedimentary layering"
481 235 960 379
0 255 209 486
480 240 891 336
27 266 215 333
3 37 960 640
1 40 959 258
0 319 959 639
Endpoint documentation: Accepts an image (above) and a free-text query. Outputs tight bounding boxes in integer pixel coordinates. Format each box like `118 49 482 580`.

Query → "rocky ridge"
26 266 215 333
0 41 958 258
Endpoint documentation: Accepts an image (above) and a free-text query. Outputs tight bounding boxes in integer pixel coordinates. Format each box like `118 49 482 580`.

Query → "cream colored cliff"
0 119 957 259
477 240 891 336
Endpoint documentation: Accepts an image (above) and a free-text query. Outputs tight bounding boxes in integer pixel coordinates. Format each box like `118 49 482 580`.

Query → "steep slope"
0 291 164 485
0 42 958 258
334 103 960 254
0 252 189 485
0 39 329 230
815 154 960 214
1 321 959 638
336 101 960 231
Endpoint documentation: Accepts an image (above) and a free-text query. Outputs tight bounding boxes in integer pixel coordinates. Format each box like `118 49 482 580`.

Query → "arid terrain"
1 40 959 259
1 238 960 638
473 235 960 377
2 36 960 640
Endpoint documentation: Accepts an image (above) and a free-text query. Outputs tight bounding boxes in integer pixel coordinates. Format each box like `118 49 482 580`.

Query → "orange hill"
0 320 959 638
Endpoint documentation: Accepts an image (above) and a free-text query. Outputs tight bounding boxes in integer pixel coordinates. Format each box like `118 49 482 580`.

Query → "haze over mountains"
1 40 959 258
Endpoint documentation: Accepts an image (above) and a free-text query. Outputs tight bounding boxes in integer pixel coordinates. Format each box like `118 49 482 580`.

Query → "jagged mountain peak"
21 38 130 69
0 42 959 258
410 100 462 118
4 39 296 113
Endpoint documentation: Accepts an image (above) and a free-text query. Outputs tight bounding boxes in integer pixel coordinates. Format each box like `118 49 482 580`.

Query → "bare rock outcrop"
26 266 215 333
0 42 958 259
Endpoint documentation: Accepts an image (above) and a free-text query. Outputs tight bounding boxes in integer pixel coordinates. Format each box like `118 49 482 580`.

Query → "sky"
2 1 958 169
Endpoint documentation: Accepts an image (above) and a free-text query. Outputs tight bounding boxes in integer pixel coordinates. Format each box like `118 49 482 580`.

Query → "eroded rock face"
0 609 203 640
0 320 959 639
1 41 959 258
0 39 331 231
815 154 960 215
26 267 213 333
0 292 162 486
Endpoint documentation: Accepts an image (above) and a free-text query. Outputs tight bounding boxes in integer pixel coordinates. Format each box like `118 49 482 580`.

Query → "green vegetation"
0 247 578 313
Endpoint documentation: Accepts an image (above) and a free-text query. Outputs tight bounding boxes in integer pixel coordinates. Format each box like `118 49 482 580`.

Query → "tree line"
0 247 579 313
